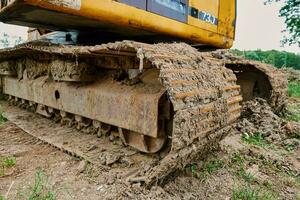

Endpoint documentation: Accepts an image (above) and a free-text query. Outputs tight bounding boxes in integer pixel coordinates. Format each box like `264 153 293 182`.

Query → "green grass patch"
2 157 16 168
191 159 224 181
242 133 268 147
0 107 7 124
285 104 300 122
232 185 275 200
285 143 297 152
229 153 256 183
286 113 300 122
18 169 56 200
0 195 5 200
288 82 300 98
0 156 16 177
229 153 295 188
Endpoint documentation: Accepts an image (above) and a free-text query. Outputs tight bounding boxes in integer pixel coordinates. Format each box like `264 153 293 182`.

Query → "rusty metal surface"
0 41 243 151
3 70 165 138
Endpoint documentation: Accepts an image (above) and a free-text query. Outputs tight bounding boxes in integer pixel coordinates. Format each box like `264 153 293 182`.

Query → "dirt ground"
0 97 299 200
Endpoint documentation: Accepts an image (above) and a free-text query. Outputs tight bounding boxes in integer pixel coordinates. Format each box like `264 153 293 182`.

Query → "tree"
14 36 23 46
232 49 300 70
0 33 9 48
0 33 25 48
266 0 300 47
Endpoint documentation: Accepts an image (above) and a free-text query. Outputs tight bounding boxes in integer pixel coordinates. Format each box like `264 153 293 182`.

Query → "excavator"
0 0 287 184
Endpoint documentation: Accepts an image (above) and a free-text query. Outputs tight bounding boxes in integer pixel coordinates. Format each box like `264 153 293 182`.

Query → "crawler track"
0 41 287 185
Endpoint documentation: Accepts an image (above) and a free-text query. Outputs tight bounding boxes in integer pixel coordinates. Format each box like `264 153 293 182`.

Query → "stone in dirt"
77 160 87 174
99 151 123 166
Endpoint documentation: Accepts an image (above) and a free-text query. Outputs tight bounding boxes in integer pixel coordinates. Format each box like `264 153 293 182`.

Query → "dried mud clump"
235 98 295 143
0 61 17 76
50 60 97 81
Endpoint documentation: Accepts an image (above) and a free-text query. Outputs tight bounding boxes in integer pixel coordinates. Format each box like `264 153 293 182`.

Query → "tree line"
231 49 300 70
0 32 24 48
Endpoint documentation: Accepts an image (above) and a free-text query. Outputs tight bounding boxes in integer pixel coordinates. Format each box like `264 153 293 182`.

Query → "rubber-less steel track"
207 51 288 113
0 41 287 185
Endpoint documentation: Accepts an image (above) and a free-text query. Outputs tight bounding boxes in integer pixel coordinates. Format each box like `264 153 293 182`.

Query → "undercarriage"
0 40 287 185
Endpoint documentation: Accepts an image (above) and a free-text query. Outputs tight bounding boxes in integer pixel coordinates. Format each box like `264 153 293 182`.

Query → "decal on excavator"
199 10 218 25
190 7 218 25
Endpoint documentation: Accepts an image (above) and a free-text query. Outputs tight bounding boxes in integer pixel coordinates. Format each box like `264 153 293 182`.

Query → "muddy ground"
0 97 299 200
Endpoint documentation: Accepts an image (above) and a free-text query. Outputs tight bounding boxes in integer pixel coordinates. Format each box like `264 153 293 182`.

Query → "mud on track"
1 97 299 200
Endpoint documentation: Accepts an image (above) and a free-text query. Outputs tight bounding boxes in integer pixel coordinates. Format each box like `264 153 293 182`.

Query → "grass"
18 169 56 200
286 113 300 122
232 185 275 200
237 150 300 187
0 107 7 124
285 143 298 152
191 159 224 181
285 104 300 122
1 157 16 168
0 195 5 200
242 133 268 147
229 153 256 184
288 82 300 98
0 156 16 177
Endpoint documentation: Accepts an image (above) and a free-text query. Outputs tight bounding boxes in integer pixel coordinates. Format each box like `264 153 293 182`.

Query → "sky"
0 0 299 53
233 0 299 53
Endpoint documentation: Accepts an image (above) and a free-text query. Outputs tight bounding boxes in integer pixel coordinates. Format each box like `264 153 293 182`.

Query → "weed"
262 180 273 190
0 156 16 177
288 82 300 98
192 159 224 181
286 169 298 179
18 169 56 200
286 113 300 122
242 133 268 147
231 153 245 165
202 159 224 174
285 143 296 152
285 104 300 122
229 154 257 183
2 157 16 168
243 172 256 183
0 107 7 124
0 195 5 200
232 185 275 200
191 164 197 176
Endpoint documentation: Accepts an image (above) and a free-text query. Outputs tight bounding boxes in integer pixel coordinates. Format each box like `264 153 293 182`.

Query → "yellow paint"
190 0 219 15
218 0 236 39
24 0 236 48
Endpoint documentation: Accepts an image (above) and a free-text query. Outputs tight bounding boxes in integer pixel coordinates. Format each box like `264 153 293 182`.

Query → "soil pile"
235 98 299 146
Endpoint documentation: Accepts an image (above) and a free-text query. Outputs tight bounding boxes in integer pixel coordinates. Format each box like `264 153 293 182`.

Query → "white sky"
233 0 299 53
0 0 299 53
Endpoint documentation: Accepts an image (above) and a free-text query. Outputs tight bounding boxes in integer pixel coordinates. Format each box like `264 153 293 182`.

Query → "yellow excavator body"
0 0 236 48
